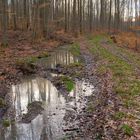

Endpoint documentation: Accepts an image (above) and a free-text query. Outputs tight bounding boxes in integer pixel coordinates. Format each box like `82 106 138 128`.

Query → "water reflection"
4 78 65 140
40 49 79 68
1 77 94 140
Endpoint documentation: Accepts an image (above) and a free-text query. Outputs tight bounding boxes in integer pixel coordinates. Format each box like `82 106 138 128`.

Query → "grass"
121 124 134 136
68 62 83 67
109 41 140 66
114 112 127 120
89 35 140 109
16 51 49 66
70 43 81 56
87 34 140 137
61 76 75 92
96 65 108 75
16 56 38 66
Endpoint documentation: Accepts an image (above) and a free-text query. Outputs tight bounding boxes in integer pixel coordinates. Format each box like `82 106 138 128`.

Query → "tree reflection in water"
1 77 94 140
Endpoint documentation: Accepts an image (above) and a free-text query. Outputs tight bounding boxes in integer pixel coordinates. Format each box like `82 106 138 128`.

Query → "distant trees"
1 0 8 46
0 0 140 42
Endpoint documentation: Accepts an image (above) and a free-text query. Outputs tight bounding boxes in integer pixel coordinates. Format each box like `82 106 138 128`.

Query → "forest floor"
0 31 73 87
75 35 140 139
0 31 57 86
0 31 140 140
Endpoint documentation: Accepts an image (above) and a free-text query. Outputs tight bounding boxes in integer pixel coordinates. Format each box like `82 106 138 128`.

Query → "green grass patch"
86 35 140 135
61 76 74 92
91 35 105 44
121 124 134 136
89 36 140 110
89 34 109 44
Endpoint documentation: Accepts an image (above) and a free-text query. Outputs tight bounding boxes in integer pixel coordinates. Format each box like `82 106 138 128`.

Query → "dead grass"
113 32 140 51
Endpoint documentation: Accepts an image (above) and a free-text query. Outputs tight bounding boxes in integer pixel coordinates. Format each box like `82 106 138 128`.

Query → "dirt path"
81 36 140 140
75 38 121 140
0 35 139 140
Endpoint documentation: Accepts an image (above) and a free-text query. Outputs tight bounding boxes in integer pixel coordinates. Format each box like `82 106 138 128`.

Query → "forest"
0 0 140 140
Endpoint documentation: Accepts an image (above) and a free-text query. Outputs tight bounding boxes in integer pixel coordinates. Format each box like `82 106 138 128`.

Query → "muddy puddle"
39 47 79 69
0 47 95 140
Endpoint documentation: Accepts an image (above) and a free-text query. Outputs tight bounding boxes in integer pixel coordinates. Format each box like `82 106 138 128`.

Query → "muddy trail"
0 44 99 140
76 39 121 139
0 37 138 140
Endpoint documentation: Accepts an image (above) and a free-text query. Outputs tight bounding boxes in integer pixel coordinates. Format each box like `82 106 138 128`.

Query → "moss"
121 124 134 136
2 119 10 127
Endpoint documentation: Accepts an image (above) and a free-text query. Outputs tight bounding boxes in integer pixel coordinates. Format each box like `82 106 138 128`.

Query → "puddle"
0 47 94 140
2 77 94 140
39 48 79 69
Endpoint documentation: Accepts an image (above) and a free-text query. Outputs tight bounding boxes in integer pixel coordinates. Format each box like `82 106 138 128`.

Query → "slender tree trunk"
65 0 68 32
108 0 112 33
2 0 8 47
